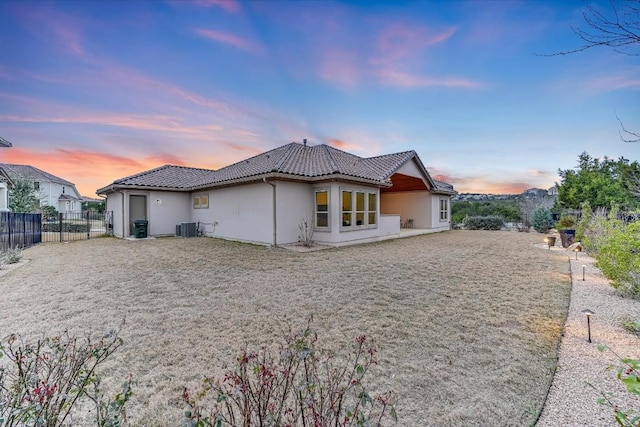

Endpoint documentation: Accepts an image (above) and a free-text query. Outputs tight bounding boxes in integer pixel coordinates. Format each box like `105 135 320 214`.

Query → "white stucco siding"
39 182 82 214
208 183 273 245
147 191 190 236
395 159 427 180
275 181 313 245
106 192 124 237
380 190 432 229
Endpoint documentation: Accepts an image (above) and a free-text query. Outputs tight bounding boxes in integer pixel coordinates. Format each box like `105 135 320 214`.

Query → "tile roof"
0 137 12 148
97 142 455 195
112 165 217 189
0 164 76 186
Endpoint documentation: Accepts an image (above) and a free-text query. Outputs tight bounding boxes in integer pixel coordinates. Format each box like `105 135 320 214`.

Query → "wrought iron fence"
0 212 42 251
41 211 113 243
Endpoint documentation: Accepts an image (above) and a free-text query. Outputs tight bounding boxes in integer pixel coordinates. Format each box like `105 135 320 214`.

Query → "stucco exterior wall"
204 182 274 245
275 181 313 245
106 192 124 237
380 190 432 228
395 159 426 179
147 191 190 236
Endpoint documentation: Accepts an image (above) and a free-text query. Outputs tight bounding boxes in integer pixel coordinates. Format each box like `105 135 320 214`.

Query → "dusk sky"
0 0 638 197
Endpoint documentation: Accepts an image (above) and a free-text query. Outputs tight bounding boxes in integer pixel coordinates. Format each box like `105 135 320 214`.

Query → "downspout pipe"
263 178 276 246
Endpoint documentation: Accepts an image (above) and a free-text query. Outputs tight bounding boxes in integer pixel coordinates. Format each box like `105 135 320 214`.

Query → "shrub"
42 223 90 233
594 345 640 427
297 218 314 247
462 215 504 230
182 318 397 426
2 247 23 265
576 201 592 242
0 329 131 426
531 208 554 233
595 221 640 298
582 206 624 256
556 215 576 230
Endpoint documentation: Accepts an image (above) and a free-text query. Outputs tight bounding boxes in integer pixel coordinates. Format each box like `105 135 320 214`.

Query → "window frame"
314 188 330 231
193 192 209 209
439 198 449 221
340 187 378 231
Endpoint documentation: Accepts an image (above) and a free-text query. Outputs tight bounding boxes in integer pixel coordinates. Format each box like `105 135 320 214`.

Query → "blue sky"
0 0 638 196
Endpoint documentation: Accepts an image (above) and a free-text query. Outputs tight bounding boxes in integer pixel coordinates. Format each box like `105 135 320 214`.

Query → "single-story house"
0 164 83 214
97 141 456 246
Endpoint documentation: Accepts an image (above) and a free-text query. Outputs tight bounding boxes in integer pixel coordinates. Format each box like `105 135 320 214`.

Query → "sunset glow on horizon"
0 0 637 197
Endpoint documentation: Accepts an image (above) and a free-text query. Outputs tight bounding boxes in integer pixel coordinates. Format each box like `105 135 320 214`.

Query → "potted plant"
556 215 576 248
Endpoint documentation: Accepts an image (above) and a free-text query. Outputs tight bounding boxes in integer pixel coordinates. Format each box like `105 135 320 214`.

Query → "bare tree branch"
543 1 640 56
616 114 640 143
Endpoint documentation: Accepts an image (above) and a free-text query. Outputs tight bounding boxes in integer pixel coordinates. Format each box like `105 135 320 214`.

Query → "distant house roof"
0 167 13 187
0 137 12 148
0 164 81 199
97 142 455 195
0 164 76 186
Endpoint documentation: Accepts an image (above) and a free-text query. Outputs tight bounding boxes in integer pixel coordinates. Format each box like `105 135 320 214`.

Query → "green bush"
531 208 554 233
556 215 576 230
576 201 592 242
595 221 640 298
42 223 90 233
462 215 504 230
582 206 623 256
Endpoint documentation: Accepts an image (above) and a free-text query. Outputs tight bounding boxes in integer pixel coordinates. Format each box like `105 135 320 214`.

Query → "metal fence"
0 212 42 251
41 211 113 243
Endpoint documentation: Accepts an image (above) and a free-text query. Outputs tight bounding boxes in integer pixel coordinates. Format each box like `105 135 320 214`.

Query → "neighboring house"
0 137 13 212
0 164 83 214
97 141 456 246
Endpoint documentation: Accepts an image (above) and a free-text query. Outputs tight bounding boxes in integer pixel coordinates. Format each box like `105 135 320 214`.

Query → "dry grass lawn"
0 231 571 426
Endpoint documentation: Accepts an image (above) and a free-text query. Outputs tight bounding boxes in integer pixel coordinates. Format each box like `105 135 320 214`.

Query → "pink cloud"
194 28 263 55
326 138 363 152
192 0 240 13
372 24 457 66
318 49 360 87
377 69 482 89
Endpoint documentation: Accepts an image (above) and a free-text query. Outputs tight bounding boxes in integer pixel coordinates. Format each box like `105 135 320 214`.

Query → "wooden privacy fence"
0 212 42 251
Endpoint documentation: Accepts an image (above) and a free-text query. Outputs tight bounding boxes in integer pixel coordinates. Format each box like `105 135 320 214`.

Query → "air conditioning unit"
176 222 197 237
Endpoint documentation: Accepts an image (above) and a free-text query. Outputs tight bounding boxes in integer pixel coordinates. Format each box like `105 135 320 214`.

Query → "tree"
556 152 640 210
553 0 639 142
8 177 40 213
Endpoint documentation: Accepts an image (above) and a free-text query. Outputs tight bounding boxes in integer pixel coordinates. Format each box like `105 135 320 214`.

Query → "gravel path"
537 244 640 426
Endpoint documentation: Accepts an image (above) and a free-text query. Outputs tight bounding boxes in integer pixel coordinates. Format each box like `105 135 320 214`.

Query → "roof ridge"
0 163 75 185
271 143 298 172
321 144 341 173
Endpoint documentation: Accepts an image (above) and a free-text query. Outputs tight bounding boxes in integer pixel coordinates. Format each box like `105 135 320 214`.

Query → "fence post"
86 211 90 240
59 212 63 242
7 212 11 249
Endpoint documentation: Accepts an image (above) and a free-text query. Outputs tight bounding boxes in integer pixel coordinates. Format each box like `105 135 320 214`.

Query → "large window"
315 190 329 228
341 189 377 229
440 198 449 221
342 191 352 226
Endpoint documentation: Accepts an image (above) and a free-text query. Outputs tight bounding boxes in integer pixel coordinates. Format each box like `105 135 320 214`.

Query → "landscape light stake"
582 309 595 343
582 264 586 281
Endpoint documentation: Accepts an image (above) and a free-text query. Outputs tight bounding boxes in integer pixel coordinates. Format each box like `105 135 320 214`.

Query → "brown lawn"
0 231 571 426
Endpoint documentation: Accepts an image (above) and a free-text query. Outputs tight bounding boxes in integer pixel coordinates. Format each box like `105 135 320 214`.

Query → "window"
193 193 209 209
342 191 352 226
315 190 329 228
34 182 40 190
440 198 449 221
368 193 377 225
341 188 378 229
